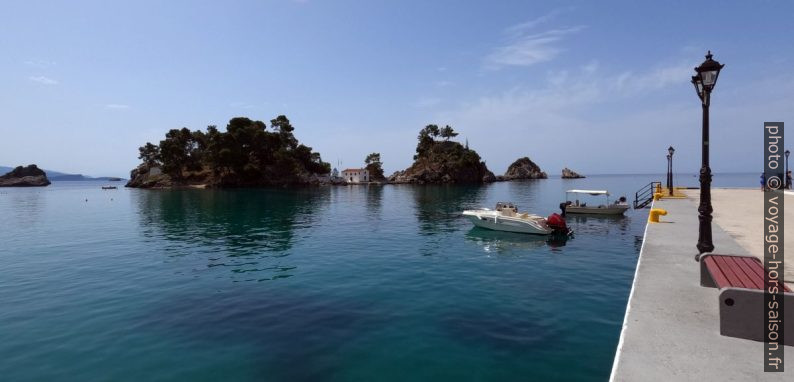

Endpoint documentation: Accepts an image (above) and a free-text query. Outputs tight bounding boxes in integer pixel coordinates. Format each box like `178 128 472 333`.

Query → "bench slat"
703 255 791 292
737 257 766 289
714 256 751 289
742 257 792 292
724 256 761 289
732 257 763 289
704 257 731 289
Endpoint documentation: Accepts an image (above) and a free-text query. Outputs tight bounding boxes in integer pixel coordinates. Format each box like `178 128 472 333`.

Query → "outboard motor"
559 201 572 217
546 213 570 235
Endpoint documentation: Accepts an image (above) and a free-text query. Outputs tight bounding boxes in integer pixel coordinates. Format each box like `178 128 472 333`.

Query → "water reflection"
364 184 383 224
411 185 486 235
1 189 45 228
504 179 543 207
133 188 330 281
565 214 630 236
464 228 568 255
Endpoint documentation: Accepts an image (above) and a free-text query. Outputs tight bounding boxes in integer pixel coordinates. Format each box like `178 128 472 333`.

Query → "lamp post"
783 150 791 189
786 149 790 189
692 51 724 256
668 146 675 195
666 154 672 194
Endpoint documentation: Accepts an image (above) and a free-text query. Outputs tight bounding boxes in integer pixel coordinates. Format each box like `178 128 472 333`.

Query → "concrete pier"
702 188 794 281
610 189 792 381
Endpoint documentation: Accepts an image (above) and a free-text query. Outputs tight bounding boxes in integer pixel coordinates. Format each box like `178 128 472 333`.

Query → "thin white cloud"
28 76 58 85
486 26 584 69
433 60 702 172
458 61 693 118
613 63 692 93
24 59 56 68
416 97 442 108
582 60 599 74
105 104 130 109
504 8 570 38
486 10 583 69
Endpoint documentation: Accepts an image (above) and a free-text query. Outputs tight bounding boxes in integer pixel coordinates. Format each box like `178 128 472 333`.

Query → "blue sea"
0 173 756 381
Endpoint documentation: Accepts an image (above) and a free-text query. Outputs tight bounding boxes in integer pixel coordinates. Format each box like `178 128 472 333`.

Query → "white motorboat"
563 189 629 215
463 202 569 235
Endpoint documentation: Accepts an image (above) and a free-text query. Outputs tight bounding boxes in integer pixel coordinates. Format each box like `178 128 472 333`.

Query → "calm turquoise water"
0 173 755 381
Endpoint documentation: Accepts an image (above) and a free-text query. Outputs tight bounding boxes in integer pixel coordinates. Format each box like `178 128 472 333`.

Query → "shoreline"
123 177 553 190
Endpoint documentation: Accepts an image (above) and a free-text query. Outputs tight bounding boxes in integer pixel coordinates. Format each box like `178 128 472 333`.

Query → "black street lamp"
668 146 675 195
666 154 672 194
692 51 724 256
786 149 790 189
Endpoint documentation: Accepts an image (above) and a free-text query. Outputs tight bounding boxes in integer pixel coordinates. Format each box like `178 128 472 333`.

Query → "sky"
1 0 793 178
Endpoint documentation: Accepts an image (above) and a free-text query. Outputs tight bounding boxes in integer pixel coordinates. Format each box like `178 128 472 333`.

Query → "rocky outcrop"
561 167 585 179
0 165 51 187
503 157 547 180
125 165 174 189
126 163 337 189
388 165 495 184
388 141 495 184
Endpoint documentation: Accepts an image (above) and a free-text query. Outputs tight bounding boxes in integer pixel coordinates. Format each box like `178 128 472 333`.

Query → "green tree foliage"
364 152 385 180
270 115 298 149
138 116 330 185
414 124 482 170
415 124 461 159
158 127 203 179
415 124 440 160
138 142 161 167
439 125 458 141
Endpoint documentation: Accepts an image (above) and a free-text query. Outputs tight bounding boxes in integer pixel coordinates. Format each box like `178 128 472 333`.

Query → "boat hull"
463 212 551 235
565 205 629 215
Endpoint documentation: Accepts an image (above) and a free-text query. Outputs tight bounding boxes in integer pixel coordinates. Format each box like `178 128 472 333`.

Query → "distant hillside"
0 166 123 181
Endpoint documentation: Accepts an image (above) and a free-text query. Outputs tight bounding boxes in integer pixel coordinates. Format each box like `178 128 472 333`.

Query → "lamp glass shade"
701 70 718 86
691 76 703 98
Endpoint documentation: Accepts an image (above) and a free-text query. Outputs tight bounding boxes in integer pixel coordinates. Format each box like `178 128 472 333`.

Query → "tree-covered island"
388 124 495 183
127 118 552 188
127 116 331 188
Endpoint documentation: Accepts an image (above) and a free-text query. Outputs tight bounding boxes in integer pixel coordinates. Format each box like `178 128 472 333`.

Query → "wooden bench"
700 254 793 345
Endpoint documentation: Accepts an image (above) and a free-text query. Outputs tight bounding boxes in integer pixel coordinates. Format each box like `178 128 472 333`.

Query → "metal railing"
634 181 661 209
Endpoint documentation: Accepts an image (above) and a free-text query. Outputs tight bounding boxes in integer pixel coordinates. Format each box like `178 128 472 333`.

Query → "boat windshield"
566 189 609 196
495 202 518 212
566 190 611 204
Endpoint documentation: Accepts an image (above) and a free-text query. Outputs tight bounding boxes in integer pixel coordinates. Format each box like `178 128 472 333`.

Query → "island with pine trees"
126 116 330 188
126 117 558 188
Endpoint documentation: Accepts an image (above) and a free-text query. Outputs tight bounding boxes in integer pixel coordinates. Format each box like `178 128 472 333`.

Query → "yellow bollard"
653 192 663 201
649 208 667 223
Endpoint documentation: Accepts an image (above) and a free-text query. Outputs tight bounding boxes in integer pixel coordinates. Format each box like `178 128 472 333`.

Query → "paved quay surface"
685 188 794 282
611 191 792 381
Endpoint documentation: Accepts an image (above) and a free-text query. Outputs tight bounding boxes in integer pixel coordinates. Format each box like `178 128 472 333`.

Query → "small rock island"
561 167 585 179
126 116 331 189
0 165 51 187
388 125 494 183
499 157 547 181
